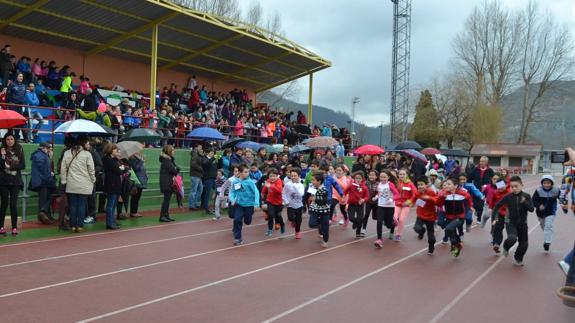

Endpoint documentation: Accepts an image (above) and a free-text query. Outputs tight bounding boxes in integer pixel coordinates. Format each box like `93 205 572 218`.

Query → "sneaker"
477 220 482 227
0 227 6 236
388 232 394 240
417 233 424 240
233 239 243 246
558 260 570 276
295 232 302 240
428 246 435 255
361 228 366 235
493 244 501 254
503 249 509 257
374 239 383 249
265 230 273 237
321 241 329 248
513 259 524 267
441 240 448 245
11 228 18 236
360 232 366 238
394 235 401 242
280 224 285 235
451 244 462 258
76 227 85 233
318 234 323 240
543 242 550 252
355 234 361 239
84 216 95 224
212 216 221 221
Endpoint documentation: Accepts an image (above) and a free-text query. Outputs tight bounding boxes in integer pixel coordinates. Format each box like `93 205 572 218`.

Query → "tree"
245 1 263 28
471 104 503 144
516 1 575 143
170 0 242 19
408 90 440 148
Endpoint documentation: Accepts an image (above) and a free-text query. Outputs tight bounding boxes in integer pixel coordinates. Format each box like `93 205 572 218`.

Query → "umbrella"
187 127 225 141
0 110 27 129
421 147 441 155
395 140 422 150
54 119 113 137
265 144 284 154
236 141 262 151
221 137 247 149
117 141 144 159
120 128 161 143
293 124 312 135
290 144 312 154
305 136 338 148
435 154 447 163
354 144 384 155
402 149 427 162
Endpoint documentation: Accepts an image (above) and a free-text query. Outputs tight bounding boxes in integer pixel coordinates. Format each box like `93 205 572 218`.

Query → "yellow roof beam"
0 0 49 31
160 34 243 70
219 52 291 82
85 11 179 57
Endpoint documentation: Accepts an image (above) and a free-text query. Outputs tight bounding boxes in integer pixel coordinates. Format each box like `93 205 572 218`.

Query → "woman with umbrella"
0 133 25 236
159 145 179 223
102 143 125 230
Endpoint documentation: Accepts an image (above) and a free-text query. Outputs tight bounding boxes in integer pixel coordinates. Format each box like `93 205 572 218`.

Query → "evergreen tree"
409 90 440 148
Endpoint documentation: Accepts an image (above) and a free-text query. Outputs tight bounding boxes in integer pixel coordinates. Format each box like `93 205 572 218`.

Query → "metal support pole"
150 23 158 110
351 97 360 151
308 73 313 125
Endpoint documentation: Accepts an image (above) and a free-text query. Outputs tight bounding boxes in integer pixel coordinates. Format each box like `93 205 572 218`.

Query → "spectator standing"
128 152 148 218
102 143 125 230
60 72 76 95
0 133 25 236
202 149 218 214
7 72 28 141
468 156 495 224
30 142 56 224
188 145 204 210
159 145 179 222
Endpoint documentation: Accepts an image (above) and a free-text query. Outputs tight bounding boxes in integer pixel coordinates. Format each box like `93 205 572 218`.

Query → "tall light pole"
351 97 360 150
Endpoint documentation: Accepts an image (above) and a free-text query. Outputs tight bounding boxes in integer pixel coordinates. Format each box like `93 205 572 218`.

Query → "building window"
509 157 522 167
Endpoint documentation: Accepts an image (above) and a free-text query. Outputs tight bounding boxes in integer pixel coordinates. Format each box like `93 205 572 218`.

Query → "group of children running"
215 160 566 267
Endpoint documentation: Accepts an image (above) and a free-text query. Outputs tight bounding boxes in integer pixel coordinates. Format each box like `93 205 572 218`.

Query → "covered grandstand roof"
0 0 331 92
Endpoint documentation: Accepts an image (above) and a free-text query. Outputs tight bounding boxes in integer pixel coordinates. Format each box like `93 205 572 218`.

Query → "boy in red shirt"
344 171 369 238
262 168 284 237
413 176 438 255
490 179 510 253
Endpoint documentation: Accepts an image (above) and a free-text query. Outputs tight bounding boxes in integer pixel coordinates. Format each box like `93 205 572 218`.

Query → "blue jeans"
188 176 203 208
68 193 87 228
202 178 215 211
233 205 254 241
106 194 119 226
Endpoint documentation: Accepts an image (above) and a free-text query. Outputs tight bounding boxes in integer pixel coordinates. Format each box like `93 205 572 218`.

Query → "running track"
0 176 573 322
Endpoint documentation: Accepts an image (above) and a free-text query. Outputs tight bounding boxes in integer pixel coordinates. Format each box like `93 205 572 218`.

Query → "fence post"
22 173 28 223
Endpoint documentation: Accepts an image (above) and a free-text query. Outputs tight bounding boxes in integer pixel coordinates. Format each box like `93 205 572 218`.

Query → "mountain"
499 80 575 150
257 91 390 146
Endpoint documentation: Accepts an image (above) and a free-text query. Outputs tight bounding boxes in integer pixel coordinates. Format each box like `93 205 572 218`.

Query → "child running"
283 167 305 239
308 171 331 248
213 169 227 221
362 170 379 234
393 169 417 241
413 176 438 255
480 173 502 228
532 175 560 252
261 168 285 237
229 164 260 246
374 170 399 248
458 174 484 232
331 165 350 225
489 177 510 253
344 171 369 238
492 176 535 266
435 178 473 258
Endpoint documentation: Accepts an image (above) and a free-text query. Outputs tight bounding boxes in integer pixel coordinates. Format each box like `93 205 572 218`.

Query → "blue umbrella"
236 141 262 151
187 127 225 141
402 149 427 162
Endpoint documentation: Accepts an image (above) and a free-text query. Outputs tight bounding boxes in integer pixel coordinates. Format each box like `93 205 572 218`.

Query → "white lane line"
427 223 539 323
75 225 411 323
0 223 266 269
0 216 220 248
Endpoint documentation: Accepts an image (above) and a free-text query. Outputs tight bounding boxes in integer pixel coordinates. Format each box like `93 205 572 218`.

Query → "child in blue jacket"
532 175 560 252
458 174 484 232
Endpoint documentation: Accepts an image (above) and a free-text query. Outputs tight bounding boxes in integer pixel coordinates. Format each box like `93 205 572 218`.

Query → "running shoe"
338 219 344 225
11 228 18 236
374 239 383 249
477 220 482 227
356 234 361 239
361 228 366 235
233 239 243 246
388 232 394 240
428 245 435 255
76 227 85 233
513 259 524 267
503 249 509 257
558 260 570 276
360 232 366 238
265 230 273 237
0 227 6 236
543 242 550 252
394 235 401 242
493 244 501 254
212 216 221 221
295 232 302 240
451 244 462 258
417 233 424 240
83 216 95 224
321 241 329 248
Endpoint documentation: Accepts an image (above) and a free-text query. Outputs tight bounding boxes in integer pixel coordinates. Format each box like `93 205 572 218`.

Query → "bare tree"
516 1 575 143
170 0 242 20
245 1 263 28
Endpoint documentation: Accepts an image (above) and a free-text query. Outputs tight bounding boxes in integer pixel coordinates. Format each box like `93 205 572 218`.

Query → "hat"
428 169 438 177
97 102 107 113
540 174 554 185
39 142 52 149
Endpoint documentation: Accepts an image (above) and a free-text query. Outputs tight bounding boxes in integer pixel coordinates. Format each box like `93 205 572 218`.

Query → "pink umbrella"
354 144 384 155
421 147 441 155
305 136 338 148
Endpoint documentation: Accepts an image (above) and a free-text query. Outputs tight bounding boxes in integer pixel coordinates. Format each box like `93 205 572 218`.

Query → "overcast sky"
244 0 575 127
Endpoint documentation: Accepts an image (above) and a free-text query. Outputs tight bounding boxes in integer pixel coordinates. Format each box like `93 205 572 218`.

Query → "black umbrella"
395 140 422 150
290 144 313 154
293 124 312 135
221 137 247 150
119 128 161 143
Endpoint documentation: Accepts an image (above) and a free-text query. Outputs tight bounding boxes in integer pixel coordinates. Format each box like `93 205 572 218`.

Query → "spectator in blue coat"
30 142 56 224
25 83 44 141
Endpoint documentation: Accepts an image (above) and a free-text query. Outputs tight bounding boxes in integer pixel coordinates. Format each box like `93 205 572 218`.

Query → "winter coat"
159 153 179 193
189 150 203 178
395 180 417 207
202 156 217 180
435 188 473 220
8 81 26 104
468 166 495 194
414 188 438 222
532 186 560 218
30 149 55 190
0 145 25 188
103 155 125 195
60 148 95 195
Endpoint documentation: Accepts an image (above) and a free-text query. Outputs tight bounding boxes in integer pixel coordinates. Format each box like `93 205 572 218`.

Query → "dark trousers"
414 218 436 249
503 222 529 262
202 178 215 211
376 206 395 239
130 188 143 214
287 207 303 233
348 204 365 235
363 203 377 229
309 210 330 242
473 198 484 222
330 199 347 220
233 205 254 241
567 243 575 287
445 218 463 246
87 188 97 218
161 191 172 218
68 193 87 228
0 185 20 229
266 203 284 230
38 186 53 216
492 214 506 246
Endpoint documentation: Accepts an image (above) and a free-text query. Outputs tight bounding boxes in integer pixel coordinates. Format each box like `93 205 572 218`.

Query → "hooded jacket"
532 175 560 218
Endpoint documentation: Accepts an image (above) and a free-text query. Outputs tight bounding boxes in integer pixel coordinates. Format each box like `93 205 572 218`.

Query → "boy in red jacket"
490 179 510 253
262 168 284 237
344 171 370 238
413 176 438 255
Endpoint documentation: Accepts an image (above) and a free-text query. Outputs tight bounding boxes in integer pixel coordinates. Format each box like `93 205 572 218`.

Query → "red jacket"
262 179 283 206
344 182 369 205
435 188 473 220
414 188 438 222
395 180 417 207
491 187 510 216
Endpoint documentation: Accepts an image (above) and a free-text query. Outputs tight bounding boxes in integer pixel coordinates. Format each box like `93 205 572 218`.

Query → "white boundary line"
0 223 266 269
427 223 539 323
75 225 411 323
0 216 219 248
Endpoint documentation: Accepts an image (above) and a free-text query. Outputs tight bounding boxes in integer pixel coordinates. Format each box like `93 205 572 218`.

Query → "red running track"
0 176 572 322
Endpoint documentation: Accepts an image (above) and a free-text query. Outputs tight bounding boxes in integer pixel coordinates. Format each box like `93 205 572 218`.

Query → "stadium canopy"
0 0 331 116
